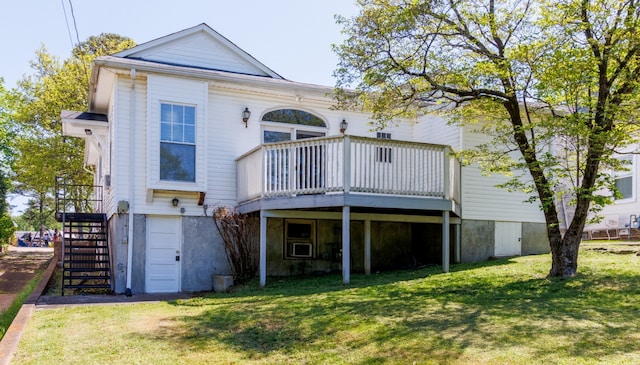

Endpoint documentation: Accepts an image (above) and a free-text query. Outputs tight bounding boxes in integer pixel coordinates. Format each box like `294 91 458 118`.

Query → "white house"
579 147 640 239
61 23 548 294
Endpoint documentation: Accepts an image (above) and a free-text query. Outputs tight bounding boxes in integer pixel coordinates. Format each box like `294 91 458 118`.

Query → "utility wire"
61 0 75 49
68 0 81 45
66 0 91 84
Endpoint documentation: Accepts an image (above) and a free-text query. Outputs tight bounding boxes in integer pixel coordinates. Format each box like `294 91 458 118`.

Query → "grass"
0 273 42 340
12 249 640 364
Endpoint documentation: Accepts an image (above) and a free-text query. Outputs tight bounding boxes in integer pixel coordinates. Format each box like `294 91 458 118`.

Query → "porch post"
260 210 267 287
442 210 450 273
342 205 351 284
455 222 461 263
364 219 371 275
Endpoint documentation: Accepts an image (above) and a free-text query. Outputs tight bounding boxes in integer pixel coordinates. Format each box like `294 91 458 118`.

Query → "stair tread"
64 275 110 280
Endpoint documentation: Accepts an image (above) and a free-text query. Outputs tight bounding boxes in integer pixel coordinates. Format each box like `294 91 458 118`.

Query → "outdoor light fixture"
84 129 92 135
340 119 348 134
172 197 179 207
242 107 251 128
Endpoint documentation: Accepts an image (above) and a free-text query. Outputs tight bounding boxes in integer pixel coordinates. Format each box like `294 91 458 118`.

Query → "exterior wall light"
242 107 251 128
340 119 348 134
172 197 179 207
84 129 93 135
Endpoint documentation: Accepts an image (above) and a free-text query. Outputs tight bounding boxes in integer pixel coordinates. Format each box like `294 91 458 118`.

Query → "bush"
211 206 258 284
0 214 15 248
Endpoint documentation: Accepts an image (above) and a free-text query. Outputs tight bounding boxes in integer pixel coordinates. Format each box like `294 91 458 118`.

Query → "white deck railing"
237 135 460 204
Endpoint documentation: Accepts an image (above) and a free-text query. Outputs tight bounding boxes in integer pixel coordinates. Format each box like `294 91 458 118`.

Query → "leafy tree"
10 34 134 224
0 79 17 172
334 0 640 277
0 171 15 246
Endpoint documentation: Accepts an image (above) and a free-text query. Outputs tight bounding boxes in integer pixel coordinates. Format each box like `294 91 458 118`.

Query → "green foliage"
0 79 17 172
334 0 640 276
0 171 14 245
9 34 134 215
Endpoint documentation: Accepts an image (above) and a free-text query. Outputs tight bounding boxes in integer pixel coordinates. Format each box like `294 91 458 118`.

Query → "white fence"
237 135 460 204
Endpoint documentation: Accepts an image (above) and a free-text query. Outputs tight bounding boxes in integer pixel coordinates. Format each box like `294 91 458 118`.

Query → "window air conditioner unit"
292 242 313 258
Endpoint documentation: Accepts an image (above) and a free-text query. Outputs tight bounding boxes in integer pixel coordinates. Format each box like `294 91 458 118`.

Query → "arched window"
262 109 326 127
261 109 327 143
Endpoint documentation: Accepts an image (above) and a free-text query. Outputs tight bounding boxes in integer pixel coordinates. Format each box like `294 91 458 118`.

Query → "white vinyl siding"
147 75 208 192
130 31 271 77
414 115 462 149
461 126 545 223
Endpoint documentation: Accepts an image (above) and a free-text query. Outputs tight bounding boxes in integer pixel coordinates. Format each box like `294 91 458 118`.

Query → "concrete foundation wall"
460 219 549 263
108 213 546 293
181 216 231 292
109 214 232 294
108 214 128 294
521 222 549 255
265 218 445 276
461 220 494 263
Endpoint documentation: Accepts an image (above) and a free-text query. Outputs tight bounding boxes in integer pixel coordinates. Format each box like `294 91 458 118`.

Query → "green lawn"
12 249 640 364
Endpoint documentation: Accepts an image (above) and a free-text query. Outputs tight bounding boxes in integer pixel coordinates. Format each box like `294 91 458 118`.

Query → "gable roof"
114 23 283 79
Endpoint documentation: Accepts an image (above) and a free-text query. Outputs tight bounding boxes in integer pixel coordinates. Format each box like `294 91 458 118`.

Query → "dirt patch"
583 242 640 255
0 247 52 311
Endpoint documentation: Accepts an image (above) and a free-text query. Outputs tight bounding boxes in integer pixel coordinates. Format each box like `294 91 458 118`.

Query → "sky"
1 0 359 215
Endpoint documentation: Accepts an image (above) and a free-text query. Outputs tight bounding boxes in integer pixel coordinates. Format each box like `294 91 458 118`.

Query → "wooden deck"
236 135 461 214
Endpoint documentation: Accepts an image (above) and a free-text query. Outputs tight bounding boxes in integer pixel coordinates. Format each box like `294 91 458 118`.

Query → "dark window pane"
262 109 326 127
264 131 291 143
160 143 195 182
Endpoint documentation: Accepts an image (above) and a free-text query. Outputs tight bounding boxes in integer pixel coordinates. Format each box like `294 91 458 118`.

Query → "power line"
67 0 81 45
60 0 75 49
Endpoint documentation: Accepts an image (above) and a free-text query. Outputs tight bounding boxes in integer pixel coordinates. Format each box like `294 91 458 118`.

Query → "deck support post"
342 205 350 284
442 210 450 273
260 210 267 287
455 223 461 263
364 219 371 275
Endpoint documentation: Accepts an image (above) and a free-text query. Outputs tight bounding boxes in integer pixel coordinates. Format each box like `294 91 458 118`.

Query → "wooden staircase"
56 177 112 295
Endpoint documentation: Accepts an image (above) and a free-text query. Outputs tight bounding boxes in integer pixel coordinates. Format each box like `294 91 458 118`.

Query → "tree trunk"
548 230 581 277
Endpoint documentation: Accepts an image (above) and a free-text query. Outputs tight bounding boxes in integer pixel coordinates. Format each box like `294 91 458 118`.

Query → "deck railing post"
343 136 351 194
443 147 451 199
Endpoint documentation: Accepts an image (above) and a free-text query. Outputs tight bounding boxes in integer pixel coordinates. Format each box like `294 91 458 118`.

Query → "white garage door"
146 216 181 293
494 221 521 257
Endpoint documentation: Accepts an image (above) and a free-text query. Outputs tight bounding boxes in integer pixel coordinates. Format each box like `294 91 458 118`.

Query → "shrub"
211 206 258 284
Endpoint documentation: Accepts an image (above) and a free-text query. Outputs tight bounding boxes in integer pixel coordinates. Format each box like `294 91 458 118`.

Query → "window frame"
284 219 316 259
159 102 197 183
614 154 635 202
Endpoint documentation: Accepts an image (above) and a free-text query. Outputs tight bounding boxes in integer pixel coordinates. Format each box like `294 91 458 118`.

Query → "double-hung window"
614 155 634 201
160 103 196 182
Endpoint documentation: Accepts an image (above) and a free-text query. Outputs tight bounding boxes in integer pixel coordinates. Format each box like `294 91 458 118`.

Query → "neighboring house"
581 149 640 239
61 23 548 294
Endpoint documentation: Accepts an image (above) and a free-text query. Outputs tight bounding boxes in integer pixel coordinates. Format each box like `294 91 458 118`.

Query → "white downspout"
126 68 136 293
